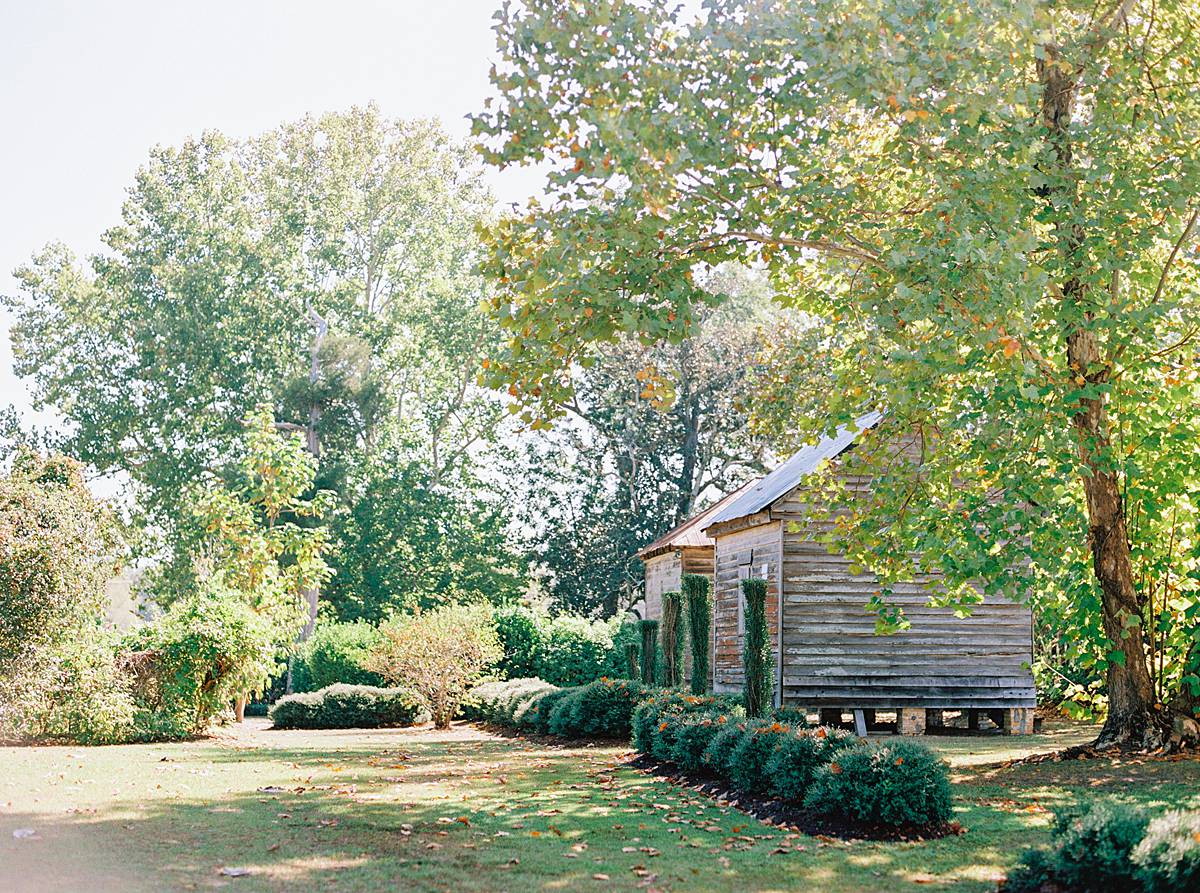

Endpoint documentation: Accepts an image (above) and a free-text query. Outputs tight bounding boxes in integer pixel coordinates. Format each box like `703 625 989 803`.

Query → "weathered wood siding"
641 551 681 621
770 482 1036 709
643 547 716 685
712 523 782 696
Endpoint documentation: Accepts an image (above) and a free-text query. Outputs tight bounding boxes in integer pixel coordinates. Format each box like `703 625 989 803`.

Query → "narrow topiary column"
741 577 773 717
683 573 712 695
660 591 684 687
638 619 659 685
624 642 640 680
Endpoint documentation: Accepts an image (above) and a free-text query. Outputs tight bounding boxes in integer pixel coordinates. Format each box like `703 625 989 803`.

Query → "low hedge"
269 684 426 730
632 695 952 829
471 677 954 832
1006 801 1200 893
468 677 649 738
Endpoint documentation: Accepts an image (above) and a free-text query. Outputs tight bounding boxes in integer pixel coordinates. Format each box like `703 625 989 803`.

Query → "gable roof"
703 411 883 530
636 479 758 560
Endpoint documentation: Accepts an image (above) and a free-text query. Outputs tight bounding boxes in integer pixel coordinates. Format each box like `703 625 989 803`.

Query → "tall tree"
473 1 1200 748
5 107 521 622
515 266 770 615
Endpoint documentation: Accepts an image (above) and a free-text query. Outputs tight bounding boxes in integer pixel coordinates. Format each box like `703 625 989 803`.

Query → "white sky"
0 0 545 431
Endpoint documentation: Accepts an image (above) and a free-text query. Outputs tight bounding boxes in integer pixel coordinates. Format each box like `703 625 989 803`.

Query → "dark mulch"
626 753 963 842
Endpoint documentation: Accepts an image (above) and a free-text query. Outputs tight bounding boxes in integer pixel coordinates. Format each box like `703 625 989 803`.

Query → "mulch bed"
626 753 963 842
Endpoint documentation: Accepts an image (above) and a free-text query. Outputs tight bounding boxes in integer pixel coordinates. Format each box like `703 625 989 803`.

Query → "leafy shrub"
291 621 385 691
31 632 137 745
1051 801 1149 892
804 739 953 827
547 678 649 738
1004 847 1057 893
0 451 119 739
269 684 424 729
366 605 501 728
728 721 796 793
670 712 728 771
765 726 858 801
703 721 752 775
1133 810 1200 892
537 614 617 687
493 606 544 680
741 578 772 717
123 585 277 739
683 573 711 695
1005 801 1152 893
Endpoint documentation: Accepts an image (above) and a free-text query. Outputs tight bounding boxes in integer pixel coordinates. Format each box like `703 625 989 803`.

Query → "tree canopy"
473 0 1200 747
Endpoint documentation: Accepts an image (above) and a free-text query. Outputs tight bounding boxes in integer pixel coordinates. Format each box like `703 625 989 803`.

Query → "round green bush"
728 721 796 794
804 739 953 827
1052 801 1149 892
670 712 726 772
1133 809 1200 892
702 721 751 775
531 687 573 734
765 726 858 802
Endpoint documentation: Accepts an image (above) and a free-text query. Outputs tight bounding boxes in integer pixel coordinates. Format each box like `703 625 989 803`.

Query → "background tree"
5 107 525 624
515 265 771 615
182 406 334 705
473 0 1200 748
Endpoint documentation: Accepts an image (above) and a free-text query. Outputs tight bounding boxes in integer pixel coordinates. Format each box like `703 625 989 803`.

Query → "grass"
1 718 1197 892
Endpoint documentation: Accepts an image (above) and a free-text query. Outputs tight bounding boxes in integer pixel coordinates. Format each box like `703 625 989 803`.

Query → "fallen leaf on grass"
593 874 610 881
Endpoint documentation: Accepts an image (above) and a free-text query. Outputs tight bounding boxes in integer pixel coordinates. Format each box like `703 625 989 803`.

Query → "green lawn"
2 719 1196 892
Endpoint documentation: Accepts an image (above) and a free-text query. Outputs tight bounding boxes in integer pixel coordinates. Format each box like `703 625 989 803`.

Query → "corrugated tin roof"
636 479 758 559
704 411 883 529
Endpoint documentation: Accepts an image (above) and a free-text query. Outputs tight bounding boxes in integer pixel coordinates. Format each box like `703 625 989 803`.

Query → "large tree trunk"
1039 43 1167 750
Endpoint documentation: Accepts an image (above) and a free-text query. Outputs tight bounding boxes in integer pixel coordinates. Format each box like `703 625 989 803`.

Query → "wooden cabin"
636 485 751 621
701 413 1037 735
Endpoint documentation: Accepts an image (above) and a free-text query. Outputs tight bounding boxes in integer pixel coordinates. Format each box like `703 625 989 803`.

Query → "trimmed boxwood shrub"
703 721 753 775
804 739 953 827
728 721 799 794
631 690 738 755
1134 810 1200 892
670 712 728 772
269 684 425 730
529 687 572 733
766 726 859 802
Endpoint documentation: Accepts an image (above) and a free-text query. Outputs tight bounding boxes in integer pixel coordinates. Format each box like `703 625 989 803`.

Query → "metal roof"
636 479 758 559
703 411 883 529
